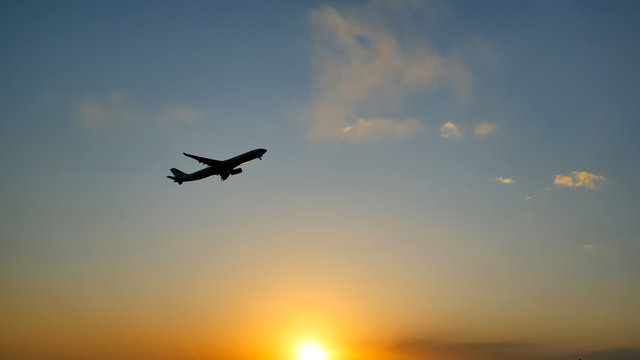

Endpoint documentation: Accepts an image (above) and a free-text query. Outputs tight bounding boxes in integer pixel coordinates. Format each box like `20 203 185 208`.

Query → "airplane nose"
261 148 267 154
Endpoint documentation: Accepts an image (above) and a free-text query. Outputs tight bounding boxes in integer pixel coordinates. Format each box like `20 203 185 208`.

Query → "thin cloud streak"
392 338 640 360
341 118 423 142
75 91 204 129
393 339 539 360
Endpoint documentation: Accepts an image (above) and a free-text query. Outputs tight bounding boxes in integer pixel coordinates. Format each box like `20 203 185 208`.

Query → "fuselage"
224 148 267 169
176 148 266 183
182 166 218 182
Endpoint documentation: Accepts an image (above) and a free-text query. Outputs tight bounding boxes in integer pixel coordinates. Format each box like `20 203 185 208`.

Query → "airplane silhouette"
167 148 267 184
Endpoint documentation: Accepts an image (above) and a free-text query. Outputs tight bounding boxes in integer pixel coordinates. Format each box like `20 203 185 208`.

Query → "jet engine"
230 168 243 175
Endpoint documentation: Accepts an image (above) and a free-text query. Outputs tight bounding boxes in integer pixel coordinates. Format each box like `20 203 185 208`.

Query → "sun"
295 340 329 360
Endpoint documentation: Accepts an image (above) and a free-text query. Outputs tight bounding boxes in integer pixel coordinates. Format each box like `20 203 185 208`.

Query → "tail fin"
167 168 184 185
170 168 185 177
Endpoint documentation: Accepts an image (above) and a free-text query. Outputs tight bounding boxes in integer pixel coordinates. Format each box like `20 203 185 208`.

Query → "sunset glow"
295 340 329 360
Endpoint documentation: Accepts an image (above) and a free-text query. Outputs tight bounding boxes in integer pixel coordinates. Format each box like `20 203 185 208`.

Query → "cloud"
474 121 498 136
554 171 605 189
75 91 139 128
583 244 607 251
495 176 514 184
525 196 532 200
159 105 205 124
392 339 640 360
440 121 461 138
341 118 423 142
75 91 203 129
574 348 640 360
393 339 539 360
307 2 475 142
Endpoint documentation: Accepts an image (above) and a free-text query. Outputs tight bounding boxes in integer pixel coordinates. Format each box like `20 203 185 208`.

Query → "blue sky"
1 1 639 359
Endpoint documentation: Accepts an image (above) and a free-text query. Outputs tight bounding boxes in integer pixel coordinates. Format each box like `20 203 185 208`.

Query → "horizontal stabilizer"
166 175 183 185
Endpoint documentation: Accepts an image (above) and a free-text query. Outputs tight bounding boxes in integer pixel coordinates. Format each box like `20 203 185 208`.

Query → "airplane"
167 148 267 184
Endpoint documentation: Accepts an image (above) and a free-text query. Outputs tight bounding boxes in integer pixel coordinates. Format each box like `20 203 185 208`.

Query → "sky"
1 1 639 359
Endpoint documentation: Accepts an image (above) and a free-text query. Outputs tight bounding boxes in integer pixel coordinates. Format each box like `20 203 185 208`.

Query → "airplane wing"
183 153 222 167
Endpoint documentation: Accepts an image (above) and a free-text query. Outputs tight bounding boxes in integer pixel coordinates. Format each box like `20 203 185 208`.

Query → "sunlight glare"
295 340 329 360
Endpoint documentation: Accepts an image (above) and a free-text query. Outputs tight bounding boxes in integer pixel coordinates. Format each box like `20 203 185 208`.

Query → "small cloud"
474 122 498 136
584 244 594 249
525 196 532 200
341 118 423 142
440 122 461 138
495 176 514 184
554 171 605 189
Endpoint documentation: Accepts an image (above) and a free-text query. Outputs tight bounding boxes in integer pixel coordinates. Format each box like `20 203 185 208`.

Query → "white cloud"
495 177 514 184
474 122 498 136
554 171 605 189
440 122 460 138
75 92 203 129
307 2 476 142
525 196 532 200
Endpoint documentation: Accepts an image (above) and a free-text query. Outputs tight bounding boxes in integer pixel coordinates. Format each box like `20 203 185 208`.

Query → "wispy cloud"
75 91 203 129
583 244 607 251
440 121 461 138
495 176 514 184
307 2 476 142
76 91 138 128
474 121 498 136
160 105 204 124
554 171 605 189
341 118 423 142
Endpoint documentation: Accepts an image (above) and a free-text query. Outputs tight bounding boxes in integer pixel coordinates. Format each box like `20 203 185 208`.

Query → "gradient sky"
1 1 639 360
